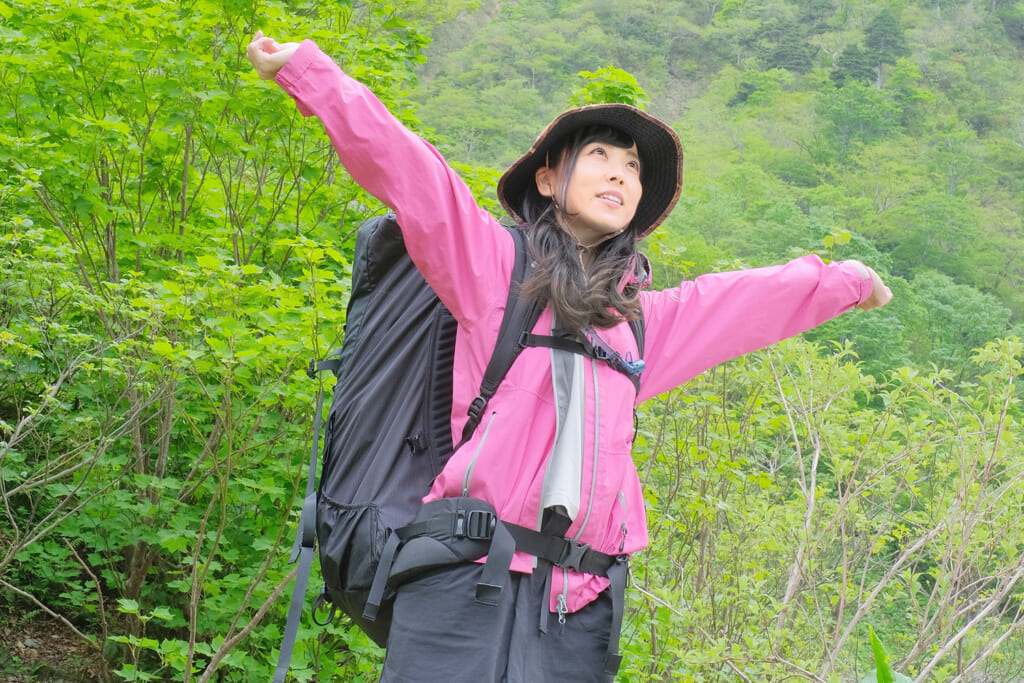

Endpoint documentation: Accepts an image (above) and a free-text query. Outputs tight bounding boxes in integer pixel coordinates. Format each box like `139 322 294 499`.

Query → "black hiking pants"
378 561 616 683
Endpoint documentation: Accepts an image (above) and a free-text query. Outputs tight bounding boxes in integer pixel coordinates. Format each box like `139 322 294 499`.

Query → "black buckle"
557 540 592 572
306 358 317 379
475 582 502 606
405 433 427 454
466 396 488 421
454 509 496 540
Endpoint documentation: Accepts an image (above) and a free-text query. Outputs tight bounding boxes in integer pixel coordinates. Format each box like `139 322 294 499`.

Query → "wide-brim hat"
497 103 683 239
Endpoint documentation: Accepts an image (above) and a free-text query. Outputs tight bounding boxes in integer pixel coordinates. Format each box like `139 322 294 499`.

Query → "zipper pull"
556 593 568 628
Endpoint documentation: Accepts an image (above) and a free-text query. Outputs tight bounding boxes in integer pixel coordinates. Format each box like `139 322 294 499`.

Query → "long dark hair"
516 125 647 332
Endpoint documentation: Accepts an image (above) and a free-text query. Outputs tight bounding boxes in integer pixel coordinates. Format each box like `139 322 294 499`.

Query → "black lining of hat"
498 104 682 238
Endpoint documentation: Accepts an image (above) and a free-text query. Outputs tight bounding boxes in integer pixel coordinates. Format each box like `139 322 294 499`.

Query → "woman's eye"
590 146 606 156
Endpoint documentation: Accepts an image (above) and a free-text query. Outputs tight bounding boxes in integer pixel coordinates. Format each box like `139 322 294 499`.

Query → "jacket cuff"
274 39 322 117
841 259 874 305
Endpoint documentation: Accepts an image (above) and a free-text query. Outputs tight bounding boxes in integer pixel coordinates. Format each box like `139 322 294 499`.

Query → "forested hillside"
411 0 1024 379
1 0 1023 681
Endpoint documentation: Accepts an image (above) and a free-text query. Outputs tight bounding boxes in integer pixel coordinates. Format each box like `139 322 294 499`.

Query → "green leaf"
149 606 173 621
570 66 649 109
152 339 175 357
161 280 183 296
117 598 140 614
862 627 913 683
196 254 220 270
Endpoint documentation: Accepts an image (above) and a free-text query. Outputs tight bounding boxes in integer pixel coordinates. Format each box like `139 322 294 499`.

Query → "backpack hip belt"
364 496 629 676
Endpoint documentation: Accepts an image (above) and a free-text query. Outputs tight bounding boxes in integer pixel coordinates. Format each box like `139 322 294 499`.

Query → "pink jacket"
276 41 874 615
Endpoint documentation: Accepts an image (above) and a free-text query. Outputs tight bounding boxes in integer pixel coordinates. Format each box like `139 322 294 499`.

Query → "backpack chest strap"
520 327 645 393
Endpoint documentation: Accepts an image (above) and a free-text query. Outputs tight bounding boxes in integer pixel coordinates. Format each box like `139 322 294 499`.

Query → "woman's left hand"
856 266 893 311
246 30 300 80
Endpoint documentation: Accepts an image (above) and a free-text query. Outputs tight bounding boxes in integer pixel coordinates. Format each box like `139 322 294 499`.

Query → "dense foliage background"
1 0 1022 681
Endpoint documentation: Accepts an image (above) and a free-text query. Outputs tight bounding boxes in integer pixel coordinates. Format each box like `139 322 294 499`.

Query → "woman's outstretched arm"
636 255 891 402
245 32 513 329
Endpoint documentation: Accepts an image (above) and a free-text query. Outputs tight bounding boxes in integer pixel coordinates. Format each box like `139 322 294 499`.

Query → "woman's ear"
534 165 557 198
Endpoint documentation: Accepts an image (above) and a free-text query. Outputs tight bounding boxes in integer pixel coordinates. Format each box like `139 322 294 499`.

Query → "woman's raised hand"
855 266 893 311
246 30 301 80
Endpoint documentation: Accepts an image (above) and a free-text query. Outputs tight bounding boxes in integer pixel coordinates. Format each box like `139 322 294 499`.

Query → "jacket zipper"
573 357 601 539
617 490 629 552
556 579 568 631
555 358 603 625
462 411 497 497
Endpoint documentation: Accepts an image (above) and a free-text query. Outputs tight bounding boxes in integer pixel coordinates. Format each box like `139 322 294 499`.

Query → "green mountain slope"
411 0 1024 375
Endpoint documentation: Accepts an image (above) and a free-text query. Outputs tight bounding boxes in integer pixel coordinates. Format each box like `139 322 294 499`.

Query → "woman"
247 32 891 682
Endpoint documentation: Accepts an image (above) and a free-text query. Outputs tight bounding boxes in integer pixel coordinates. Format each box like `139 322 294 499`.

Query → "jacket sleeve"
635 255 874 402
273 40 511 326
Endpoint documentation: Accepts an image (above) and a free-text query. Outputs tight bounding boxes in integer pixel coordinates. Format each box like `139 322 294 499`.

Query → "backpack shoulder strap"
629 313 645 360
629 253 648 361
457 226 540 448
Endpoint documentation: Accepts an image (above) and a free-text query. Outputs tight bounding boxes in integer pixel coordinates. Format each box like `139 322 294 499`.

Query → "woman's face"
534 140 643 249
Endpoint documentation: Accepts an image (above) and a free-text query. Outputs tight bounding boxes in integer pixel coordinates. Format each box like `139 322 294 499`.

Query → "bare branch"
194 563 300 683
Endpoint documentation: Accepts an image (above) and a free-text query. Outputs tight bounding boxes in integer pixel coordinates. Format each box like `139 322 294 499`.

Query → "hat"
497 103 683 239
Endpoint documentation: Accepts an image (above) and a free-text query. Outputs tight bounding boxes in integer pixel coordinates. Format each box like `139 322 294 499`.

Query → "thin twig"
63 538 109 649
194 563 300 683
0 578 103 653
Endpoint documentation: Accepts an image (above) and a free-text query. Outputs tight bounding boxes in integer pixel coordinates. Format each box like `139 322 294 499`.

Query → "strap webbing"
604 557 629 675
629 315 645 358
272 544 315 683
273 378 330 683
520 331 588 355
521 326 644 394
364 531 401 622
458 227 539 447
476 521 515 605
503 522 618 576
